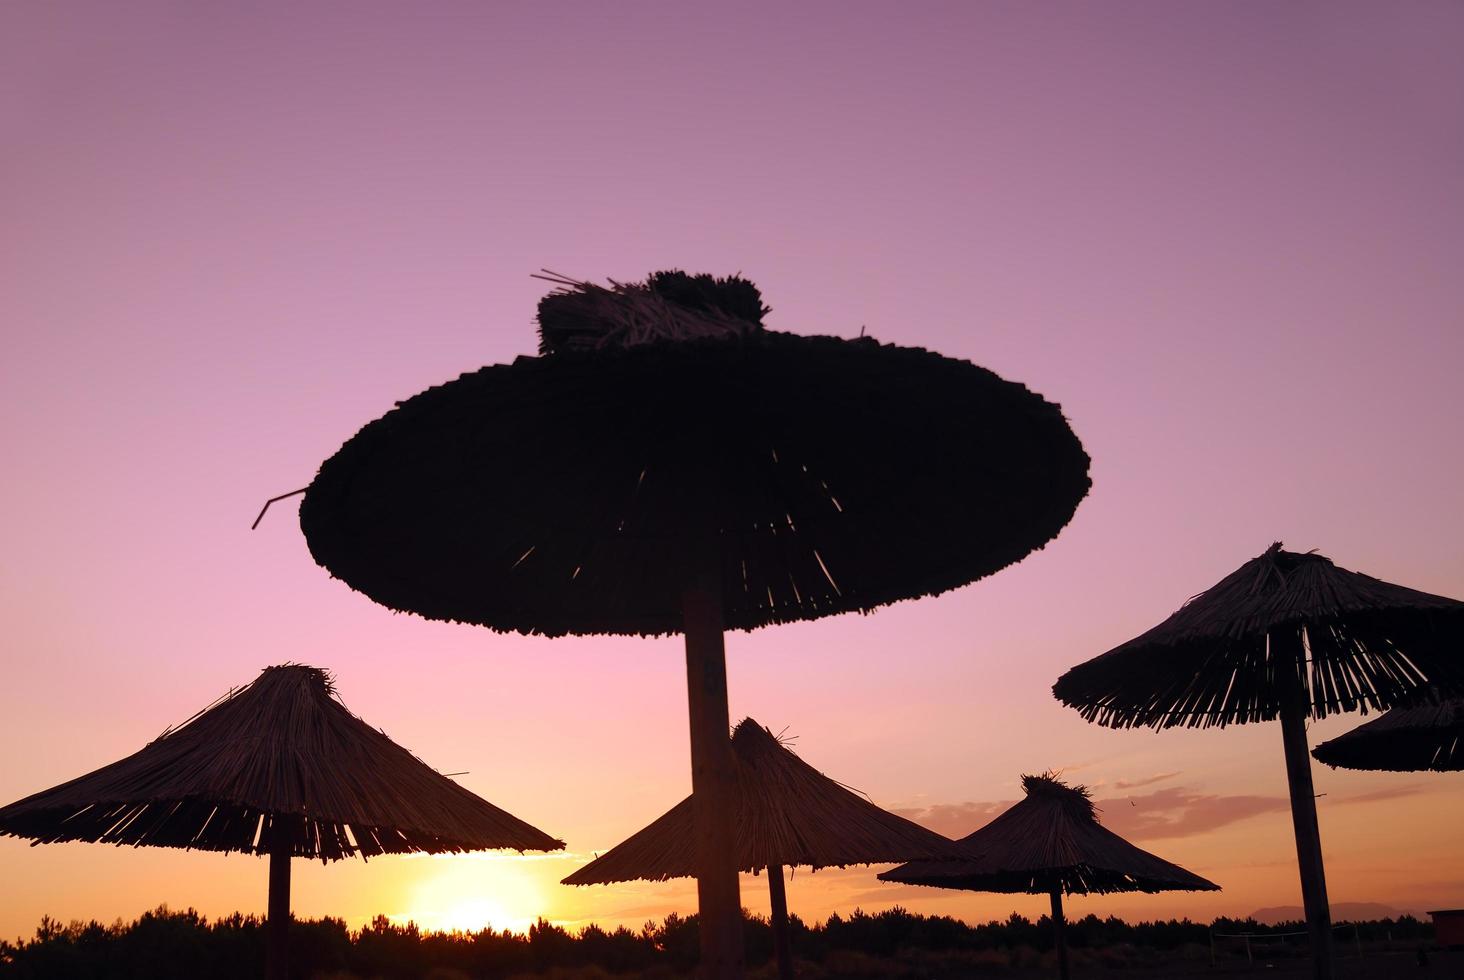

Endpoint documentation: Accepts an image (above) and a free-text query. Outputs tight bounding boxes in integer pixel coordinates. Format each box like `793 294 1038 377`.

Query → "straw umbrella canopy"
564 718 968 979
1313 692 1464 772
292 271 1091 977
0 665 564 980
880 774 1218 980
1051 542 1464 980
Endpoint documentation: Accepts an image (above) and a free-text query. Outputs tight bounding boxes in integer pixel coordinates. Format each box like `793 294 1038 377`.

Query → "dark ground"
305 948 1461 979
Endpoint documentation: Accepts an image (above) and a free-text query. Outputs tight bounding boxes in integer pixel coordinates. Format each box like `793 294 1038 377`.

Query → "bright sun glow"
399 857 553 936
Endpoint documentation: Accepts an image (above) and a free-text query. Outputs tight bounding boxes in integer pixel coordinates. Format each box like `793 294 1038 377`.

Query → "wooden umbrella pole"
266 831 291 980
1280 694 1334 980
1049 887 1069 980
767 864 794 980
683 561 745 979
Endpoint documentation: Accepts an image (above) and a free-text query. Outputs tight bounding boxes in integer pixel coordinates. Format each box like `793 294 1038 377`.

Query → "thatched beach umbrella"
1313 692 1464 772
292 271 1091 976
880 774 1217 980
0 665 564 980
1051 543 1464 980
563 718 967 979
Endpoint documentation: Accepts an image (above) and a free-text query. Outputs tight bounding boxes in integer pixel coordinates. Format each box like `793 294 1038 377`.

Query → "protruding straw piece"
252 488 308 530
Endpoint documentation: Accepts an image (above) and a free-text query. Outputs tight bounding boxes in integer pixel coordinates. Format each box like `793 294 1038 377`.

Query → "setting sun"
399 857 554 935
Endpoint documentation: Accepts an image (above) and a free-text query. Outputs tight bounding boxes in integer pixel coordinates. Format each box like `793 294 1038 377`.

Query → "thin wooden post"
684 561 744 979
767 864 794 980
1049 888 1069 980
266 831 291 980
1278 630 1334 980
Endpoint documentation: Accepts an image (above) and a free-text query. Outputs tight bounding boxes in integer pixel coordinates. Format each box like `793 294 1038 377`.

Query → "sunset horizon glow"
3 0 1462 947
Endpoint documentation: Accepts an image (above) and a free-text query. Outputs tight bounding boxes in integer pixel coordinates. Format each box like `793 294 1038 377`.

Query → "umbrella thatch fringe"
563 719 964 885
1312 689 1464 772
0 666 565 861
1052 543 1464 730
301 328 1091 638
880 773 1218 896
536 270 766 354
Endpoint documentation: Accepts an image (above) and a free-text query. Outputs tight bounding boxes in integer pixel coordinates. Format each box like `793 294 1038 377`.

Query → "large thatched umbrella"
880 774 1217 980
1051 543 1464 980
0 665 564 980
563 718 967 979
292 271 1091 976
1313 692 1464 772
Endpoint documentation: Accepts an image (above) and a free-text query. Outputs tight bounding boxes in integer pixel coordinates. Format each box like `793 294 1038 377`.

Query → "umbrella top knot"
1260 540 1330 569
1240 541 1332 596
256 662 331 688
1021 772 1097 822
536 269 769 354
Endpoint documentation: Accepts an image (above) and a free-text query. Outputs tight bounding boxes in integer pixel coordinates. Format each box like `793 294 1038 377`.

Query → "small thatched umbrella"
1051 543 1464 980
563 718 967 979
880 774 1218 980
0 665 564 980
291 271 1091 977
1313 691 1464 772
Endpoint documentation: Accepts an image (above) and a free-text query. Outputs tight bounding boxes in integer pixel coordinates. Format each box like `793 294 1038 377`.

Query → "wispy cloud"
838 884 969 906
1052 756 1117 775
400 850 594 863
898 784 1290 843
891 801 1013 839
1114 770 1181 790
1332 783 1429 806
1096 786 1288 840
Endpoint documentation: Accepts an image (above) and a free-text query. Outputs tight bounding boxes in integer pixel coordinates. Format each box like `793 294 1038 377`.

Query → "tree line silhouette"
0 905 1435 979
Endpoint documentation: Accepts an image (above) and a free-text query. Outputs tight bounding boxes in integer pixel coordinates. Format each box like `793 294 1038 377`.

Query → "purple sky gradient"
3 0 1462 936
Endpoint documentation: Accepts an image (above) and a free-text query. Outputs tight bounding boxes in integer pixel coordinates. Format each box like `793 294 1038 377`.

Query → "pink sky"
3 0 1462 940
